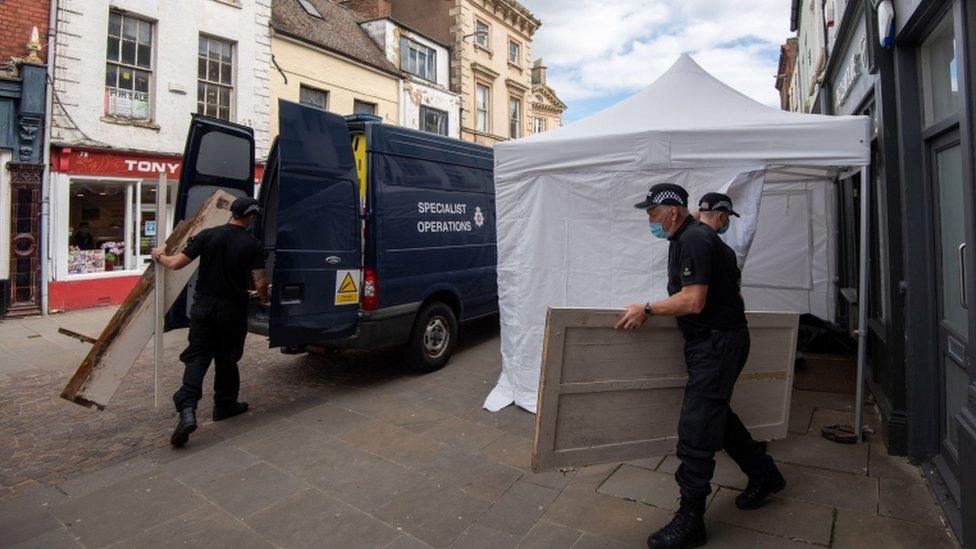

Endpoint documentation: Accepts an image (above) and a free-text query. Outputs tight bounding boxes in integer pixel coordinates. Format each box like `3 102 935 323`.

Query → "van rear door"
169 115 255 327
269 100 361 347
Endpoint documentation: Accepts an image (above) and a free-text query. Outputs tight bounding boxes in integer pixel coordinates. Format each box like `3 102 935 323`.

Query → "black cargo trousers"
674 327 776 497
172 295 248 412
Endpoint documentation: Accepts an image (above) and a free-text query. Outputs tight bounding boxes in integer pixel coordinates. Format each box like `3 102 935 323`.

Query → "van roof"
363 123 493 171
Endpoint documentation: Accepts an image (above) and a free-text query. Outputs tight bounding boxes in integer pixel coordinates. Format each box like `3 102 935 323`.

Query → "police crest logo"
683 266 693 277
474 206 485 228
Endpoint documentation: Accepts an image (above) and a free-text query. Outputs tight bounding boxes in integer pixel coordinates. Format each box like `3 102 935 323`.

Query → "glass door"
931 130 968 498
919 7 967 501
135 179 173 267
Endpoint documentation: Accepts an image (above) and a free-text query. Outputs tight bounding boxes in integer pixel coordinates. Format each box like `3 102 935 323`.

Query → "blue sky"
523 0 795 123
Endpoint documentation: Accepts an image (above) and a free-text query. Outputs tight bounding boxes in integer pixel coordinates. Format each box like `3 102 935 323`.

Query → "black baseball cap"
230 197 261 218
634 183 689 210
698 192 740 217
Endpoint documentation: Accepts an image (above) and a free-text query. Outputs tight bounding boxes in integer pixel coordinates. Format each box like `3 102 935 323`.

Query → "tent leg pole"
855 166 870 443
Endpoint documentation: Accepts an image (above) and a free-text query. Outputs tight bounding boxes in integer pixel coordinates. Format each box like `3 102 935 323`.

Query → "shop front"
824 0 909 455
824 0 976 540
890 0 976 540
47 146 262 311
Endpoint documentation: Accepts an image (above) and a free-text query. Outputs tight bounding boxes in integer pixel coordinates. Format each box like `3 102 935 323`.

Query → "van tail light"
362 268 378 310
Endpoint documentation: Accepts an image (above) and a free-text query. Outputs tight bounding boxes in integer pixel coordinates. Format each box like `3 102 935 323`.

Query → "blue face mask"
649 222 669 239
717 218 731 235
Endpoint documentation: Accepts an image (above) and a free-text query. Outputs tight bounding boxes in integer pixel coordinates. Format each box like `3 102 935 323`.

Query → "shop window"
68 180 172 275
918 13 959 126
105 11 153 120
509 96 521 138
299 85 328 110
400 37 437 82
475 83 489 132
198 35 235 121
420 105 448 136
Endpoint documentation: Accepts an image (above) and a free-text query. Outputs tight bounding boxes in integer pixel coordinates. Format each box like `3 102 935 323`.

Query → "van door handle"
281 283 304 304
959 243 968 309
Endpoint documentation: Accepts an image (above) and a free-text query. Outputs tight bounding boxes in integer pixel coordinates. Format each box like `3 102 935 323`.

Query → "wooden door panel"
532 308 798 472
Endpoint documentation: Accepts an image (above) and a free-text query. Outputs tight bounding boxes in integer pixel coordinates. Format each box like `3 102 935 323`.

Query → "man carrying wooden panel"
616 183 785 549
151 197 270 447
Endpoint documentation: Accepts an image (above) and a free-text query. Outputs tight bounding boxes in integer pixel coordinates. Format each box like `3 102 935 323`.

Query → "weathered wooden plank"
531 308 798 473
57 327 97 345
60 190 236 410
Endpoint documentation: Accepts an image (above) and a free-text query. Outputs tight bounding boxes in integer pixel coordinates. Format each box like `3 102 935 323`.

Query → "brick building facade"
0 0 51 316
775 37 798 111
0 0 50 62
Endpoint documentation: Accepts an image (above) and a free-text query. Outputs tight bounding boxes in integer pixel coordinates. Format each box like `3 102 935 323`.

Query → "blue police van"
174 100 497 371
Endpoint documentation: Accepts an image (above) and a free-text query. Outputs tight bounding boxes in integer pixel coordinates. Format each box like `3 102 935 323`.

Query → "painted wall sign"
834 24 870 114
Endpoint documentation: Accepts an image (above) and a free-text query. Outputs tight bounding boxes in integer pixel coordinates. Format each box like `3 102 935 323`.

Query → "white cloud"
525 0 793 110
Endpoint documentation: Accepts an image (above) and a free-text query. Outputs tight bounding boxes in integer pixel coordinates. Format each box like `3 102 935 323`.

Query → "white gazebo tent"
485 55 871 437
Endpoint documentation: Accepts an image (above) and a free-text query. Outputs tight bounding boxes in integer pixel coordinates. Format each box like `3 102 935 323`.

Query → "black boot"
213 401 249 422
647 493 708 549
170 408 197 447
735 467 786 510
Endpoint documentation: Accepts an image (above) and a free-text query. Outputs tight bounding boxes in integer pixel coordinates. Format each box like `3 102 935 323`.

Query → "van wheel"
407 302 457 373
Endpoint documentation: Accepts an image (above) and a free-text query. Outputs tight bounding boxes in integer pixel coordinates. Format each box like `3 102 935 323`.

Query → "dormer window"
400 37 437 82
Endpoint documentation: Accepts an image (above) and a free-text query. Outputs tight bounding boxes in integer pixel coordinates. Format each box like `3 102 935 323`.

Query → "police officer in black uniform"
151 197 269 447
616 183 785 549
696 192 739 235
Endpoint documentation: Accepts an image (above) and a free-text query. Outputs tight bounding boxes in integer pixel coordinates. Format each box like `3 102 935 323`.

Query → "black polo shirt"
667 216 747 339
183 224 264 301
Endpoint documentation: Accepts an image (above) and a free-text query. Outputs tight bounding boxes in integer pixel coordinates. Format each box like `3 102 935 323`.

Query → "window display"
67 179 172 275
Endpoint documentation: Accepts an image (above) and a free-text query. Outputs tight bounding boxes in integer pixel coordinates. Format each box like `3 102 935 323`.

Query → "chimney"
341 0 391 19
532 58 546 86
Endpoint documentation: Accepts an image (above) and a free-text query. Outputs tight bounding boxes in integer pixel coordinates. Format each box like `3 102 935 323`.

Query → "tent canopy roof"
495 54 870 175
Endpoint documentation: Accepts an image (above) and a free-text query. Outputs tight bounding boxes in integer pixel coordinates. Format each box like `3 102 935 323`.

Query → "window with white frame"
474 20 489 48
509 96 521 138
400 37 437 82
354 100 377 115
299 84 328 110
508 39 520 65
533 116 546 133
420 105 448 136
105 11 153 120
475 84 490 132
197 35 234 120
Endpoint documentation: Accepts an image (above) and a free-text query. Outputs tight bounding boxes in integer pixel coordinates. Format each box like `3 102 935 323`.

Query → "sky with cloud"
524 0 794 123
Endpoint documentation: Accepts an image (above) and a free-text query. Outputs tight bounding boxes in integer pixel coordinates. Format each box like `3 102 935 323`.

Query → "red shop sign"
53 146 183 177
51 146 265 181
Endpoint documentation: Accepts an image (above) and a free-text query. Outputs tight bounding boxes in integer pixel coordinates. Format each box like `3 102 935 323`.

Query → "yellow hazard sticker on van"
334 270 359 305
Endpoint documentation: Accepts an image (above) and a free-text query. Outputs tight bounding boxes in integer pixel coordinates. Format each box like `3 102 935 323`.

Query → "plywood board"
531 308 798 473
60 190 236 409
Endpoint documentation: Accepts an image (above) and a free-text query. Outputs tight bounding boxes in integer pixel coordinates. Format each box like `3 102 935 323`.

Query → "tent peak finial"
673 53 700 68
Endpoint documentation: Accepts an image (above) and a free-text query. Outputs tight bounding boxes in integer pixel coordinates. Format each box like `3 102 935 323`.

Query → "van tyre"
407 302 457 372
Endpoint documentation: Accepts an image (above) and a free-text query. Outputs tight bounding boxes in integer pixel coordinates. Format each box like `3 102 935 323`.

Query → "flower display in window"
101 241 126 270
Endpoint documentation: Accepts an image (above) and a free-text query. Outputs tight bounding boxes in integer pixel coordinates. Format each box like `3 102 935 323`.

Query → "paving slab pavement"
0 309 961 547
